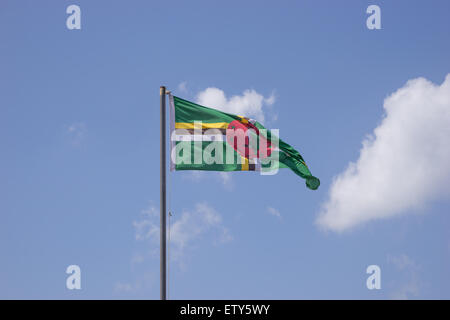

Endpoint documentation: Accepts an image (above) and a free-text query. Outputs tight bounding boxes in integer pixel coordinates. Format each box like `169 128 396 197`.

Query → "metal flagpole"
160 86 167 300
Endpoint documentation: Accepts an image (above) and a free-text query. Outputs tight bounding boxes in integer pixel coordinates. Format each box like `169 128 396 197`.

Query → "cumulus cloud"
181 171 233 189
317 74 450 232
130 253 145 266
133 204 159 241
170 202 232 255
217 172 233 188
387 254 422 299
65 121 87 145
196 87 275 123
267 206 281 219
113 272 154 295
133 202 232 263
177 81 188 93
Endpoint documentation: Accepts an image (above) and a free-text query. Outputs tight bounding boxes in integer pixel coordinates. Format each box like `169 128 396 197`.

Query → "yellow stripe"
239 116 248 124
241 156 249 171
175 122 229 129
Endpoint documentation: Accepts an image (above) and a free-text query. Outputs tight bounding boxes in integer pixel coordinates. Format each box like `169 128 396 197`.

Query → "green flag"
169 95 320 190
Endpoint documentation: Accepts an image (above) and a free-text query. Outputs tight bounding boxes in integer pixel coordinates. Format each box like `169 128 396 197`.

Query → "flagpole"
160 85 167 300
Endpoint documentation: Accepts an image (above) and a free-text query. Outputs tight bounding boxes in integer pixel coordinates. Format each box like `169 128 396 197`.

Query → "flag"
169 95 320 190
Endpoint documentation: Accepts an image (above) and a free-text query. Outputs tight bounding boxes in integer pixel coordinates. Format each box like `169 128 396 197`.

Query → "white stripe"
172 134 226 142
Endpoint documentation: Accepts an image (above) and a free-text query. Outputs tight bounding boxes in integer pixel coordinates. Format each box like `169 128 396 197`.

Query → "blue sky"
1 0 449 299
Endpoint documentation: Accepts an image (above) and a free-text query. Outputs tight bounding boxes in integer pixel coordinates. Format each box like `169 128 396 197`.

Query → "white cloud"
170 202 232 256
267 206 281 219
182 171 233 189
196 87 275 123
133 202 232 264
217 172 232 188
181 171 206 182
113 272 154 295
177 81 188 93
130 253 145 265
317 75 450 232
65 122 87 145
133 204 159 241
390 282 420 300
387 254 422 299
114 282 134 293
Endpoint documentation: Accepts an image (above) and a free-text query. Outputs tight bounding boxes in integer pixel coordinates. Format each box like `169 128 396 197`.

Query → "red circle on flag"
226 120 272 160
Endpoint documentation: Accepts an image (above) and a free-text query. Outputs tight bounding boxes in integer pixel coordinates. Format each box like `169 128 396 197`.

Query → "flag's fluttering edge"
169 95 320 190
